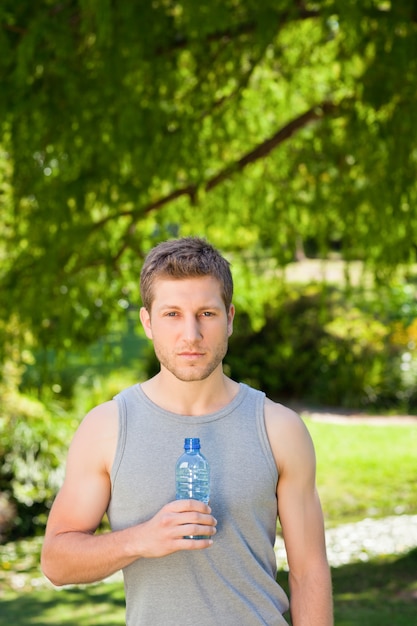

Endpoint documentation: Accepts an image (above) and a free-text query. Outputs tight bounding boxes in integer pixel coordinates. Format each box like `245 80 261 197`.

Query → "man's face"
140 276 234 382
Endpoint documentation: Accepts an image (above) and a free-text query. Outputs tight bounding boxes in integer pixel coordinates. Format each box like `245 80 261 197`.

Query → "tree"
1 0 417 358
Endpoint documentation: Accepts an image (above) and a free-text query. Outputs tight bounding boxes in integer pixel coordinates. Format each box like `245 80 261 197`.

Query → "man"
42 237 333 626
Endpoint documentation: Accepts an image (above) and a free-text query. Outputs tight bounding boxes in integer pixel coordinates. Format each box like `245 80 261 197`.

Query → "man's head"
140 237 233 312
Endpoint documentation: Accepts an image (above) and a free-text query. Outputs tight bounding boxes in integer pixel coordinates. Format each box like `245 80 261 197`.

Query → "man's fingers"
177 535 215 549
172 498 212 514
178 522 217 536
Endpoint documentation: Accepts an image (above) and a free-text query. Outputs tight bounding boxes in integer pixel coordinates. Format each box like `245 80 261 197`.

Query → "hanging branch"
90 99 339 271
90 99 339 239
205 101 337 191
143 100 338 213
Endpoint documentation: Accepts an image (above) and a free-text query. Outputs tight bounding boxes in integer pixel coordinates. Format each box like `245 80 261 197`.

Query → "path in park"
275 514 417 570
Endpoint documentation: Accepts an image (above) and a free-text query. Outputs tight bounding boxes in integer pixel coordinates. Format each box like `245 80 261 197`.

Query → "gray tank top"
108 383 289 625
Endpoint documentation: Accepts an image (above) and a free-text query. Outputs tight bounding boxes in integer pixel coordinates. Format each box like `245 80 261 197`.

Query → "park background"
0 2 416 624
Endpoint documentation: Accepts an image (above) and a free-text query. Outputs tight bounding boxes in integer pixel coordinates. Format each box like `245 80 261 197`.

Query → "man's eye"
166 312 178 317
202 311 214 317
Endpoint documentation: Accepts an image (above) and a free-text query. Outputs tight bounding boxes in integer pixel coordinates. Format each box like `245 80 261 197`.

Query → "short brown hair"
140 237 233 311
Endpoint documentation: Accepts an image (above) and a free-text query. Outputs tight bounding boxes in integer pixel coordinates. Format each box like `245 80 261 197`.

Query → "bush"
0 377 71 541
0 358 148 543
225 282 417 411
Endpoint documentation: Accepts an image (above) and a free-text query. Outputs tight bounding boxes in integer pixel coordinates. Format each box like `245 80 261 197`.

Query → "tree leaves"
1 1 417 354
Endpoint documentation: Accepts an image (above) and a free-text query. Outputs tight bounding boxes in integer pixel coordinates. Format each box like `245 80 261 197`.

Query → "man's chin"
171 366 215 383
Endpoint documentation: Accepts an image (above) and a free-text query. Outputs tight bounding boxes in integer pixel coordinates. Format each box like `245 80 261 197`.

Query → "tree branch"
207 101 338 190
93 99 337 274
142 100 338 213
90 99 339 237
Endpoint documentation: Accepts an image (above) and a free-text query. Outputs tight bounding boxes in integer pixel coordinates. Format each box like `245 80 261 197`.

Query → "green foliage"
1 1 417 357
21 309 147 402
0 366 144 542
0 315 146 541
0 368 71 539
226 279 417 411
0 325 60 539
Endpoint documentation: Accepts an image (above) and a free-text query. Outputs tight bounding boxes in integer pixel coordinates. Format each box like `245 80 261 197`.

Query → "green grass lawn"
1 419 416 625
277 548 417 626
304 418 417 525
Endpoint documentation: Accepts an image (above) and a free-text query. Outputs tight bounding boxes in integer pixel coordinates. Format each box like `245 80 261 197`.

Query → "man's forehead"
151 276 224 306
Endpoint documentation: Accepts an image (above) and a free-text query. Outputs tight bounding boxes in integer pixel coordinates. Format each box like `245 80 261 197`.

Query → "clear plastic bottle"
175 437 210 539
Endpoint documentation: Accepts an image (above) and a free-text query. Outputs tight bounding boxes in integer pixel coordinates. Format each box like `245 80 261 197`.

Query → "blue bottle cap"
184 437 200 451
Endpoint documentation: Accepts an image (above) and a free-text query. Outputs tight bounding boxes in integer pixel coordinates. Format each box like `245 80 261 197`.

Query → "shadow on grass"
0 582 126 626
277 548 417 626
1 550 416 626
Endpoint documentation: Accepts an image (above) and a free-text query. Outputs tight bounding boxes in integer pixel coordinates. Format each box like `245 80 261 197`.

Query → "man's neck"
141 370 239 416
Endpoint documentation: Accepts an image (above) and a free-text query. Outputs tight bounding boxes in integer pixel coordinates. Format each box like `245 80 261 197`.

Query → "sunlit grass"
304 419 417 525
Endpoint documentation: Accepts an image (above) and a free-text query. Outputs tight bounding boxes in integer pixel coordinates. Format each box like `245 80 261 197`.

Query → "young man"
41 237 333 626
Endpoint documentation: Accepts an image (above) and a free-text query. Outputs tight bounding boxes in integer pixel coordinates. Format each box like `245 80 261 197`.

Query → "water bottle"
175 437 210 539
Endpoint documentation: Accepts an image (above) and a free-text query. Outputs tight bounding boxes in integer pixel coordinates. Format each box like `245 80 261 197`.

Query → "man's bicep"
46 409 115 536
277 458 327 576
47 469 111 536
275 416 326 573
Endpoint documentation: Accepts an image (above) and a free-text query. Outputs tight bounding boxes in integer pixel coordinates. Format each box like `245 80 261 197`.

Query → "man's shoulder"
263 397 316 474
264 396 300 422
64 399 119 477
88 398 119 416
264 397 312 449
79 399 119 434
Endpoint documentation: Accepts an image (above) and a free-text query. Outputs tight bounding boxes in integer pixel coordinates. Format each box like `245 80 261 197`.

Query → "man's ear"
139 307 153 340
227 304 235 337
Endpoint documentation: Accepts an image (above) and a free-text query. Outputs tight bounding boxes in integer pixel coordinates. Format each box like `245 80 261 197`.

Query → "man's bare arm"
265 401 333 626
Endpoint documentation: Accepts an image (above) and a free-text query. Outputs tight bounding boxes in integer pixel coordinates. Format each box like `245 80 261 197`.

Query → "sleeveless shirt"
108 383 289 626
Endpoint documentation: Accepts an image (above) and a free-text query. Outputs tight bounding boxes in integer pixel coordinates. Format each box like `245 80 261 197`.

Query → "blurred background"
0 2 416 624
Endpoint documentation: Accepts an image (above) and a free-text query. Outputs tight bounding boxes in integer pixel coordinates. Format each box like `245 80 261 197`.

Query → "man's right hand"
136 499 217 558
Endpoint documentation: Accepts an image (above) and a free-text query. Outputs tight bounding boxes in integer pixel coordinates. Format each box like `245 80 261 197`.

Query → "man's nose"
183 315 202 341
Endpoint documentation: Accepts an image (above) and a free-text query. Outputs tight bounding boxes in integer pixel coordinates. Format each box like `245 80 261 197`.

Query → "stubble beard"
153 338 229 382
